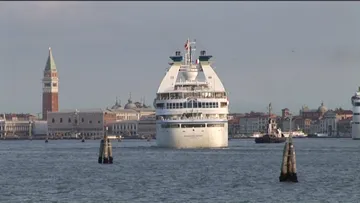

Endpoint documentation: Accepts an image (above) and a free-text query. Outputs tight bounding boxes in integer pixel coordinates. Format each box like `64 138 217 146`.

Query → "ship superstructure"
351 87 360 140
154 39 229 148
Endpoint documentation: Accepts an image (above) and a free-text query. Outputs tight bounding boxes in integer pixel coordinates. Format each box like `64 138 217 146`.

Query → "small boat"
255 134 286 143
255 103 286 144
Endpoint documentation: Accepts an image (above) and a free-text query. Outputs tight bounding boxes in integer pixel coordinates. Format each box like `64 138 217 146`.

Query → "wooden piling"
98 139 104 163
103 138 109 163
98 126 114 164
29 121 33 141
279 136 298 182
280 141 289 176
108 140 113 164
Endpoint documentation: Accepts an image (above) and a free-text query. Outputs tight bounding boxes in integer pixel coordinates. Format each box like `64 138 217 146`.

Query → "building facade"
47 109 116 138
228 112 277 136
106 96 156 137
42 47 59 120
0 114 48 138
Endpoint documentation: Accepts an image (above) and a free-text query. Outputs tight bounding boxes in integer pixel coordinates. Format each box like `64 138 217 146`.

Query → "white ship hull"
352 106 360 140
156 123 228 148
352 92 360 140
154 38 229 149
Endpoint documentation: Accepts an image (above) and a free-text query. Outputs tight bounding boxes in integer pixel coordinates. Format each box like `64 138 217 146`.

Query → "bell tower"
42 47 59 120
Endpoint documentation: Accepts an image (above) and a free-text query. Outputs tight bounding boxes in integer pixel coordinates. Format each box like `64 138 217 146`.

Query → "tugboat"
255 103 286 144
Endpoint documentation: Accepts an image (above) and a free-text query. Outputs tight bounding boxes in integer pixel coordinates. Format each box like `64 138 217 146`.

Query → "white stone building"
0 119 48 138
47 109 109 138
231 112 277 135
106 96 156 137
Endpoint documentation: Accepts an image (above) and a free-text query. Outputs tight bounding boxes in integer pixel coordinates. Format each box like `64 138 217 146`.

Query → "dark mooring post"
98 139 104 163
81 134 85 143
279 135 298 182
45 133 49 143
108 139 113 164
29 121 33 141
98 126 113 164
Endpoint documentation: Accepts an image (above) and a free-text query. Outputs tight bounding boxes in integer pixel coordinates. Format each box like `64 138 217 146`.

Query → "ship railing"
160 117 227 121
157 95 227 100
176 80 208 85
173 87 210 91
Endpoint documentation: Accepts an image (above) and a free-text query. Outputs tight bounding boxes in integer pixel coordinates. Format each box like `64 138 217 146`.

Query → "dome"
124 99 137 109
318 102 327 113
111 98 122 110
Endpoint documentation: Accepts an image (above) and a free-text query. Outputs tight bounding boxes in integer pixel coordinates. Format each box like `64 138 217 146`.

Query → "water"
0 138 359 203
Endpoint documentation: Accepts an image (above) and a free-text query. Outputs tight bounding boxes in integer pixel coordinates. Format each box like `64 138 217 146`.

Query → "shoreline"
229 136 352 139
0 136 353 141
0 137 153 141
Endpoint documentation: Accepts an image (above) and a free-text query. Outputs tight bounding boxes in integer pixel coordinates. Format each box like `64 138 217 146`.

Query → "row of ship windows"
161 123 225 128
353 122 360 124
51 118 101 124
354 113 360 115
157 102 227 109
354 103 360 106
157 92 227 100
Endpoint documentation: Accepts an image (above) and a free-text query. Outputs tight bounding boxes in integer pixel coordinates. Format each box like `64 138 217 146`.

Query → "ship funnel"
200 50 206 56
182 70 198 81
175 51 181 56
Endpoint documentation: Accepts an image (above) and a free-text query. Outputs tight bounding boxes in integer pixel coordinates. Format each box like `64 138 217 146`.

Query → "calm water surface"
0 138 359 203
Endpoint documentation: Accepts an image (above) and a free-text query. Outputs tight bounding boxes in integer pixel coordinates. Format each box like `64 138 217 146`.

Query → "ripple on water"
0 139 360 202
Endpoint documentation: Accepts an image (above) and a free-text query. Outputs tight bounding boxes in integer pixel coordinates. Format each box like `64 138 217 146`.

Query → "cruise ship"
154 39 229 148
351 87 360 140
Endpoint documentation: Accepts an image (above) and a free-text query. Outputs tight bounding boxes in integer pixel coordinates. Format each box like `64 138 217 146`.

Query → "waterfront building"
106 96 156 137
47 109 116 138
0 114 47 138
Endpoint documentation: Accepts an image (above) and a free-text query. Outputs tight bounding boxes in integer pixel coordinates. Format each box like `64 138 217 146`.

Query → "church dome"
124 99 137 109
111 98 122 110
318 102 327 113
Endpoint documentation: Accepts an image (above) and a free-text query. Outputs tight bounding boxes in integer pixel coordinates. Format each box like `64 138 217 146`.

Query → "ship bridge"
156 40 226 95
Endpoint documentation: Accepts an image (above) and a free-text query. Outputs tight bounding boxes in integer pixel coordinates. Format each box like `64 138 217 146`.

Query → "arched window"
52 118 55 123
187 101 193 108
68 118 71 123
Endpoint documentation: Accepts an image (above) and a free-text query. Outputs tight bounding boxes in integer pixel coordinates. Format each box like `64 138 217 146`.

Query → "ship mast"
267 103 272 134
268 102 272 117
189 38 192 65
184 38 196 66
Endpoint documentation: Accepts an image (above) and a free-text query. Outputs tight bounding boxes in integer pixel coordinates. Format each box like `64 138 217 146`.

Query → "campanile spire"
42 46 59 120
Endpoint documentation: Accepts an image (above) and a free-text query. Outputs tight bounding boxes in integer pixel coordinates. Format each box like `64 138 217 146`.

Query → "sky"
1 1 360 115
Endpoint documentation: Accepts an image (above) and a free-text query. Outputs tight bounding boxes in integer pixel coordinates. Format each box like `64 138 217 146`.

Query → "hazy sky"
1 2 360 114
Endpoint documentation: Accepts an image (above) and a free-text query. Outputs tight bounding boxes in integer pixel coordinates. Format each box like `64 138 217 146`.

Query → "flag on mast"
184 39 189 50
